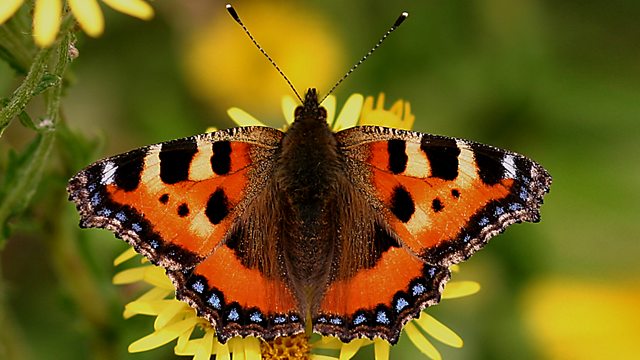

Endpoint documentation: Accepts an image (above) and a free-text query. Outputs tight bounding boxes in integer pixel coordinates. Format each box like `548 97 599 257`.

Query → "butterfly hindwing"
68 126 305 340
337 125 552 266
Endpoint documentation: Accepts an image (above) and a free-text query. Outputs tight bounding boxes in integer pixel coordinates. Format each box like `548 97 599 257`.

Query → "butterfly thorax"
274 89 343 306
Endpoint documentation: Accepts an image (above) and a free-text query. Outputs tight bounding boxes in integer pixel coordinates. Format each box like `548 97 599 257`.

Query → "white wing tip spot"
101 161 117 185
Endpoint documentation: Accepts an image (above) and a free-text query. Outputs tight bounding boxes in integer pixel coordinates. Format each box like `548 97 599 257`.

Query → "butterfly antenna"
320 11 409 103
226 4 303 103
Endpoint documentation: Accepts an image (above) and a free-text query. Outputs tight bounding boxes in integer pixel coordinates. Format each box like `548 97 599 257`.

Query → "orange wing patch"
168 245 304 342
104 167 250 257
314 247 450 343
370 166 514 256
321 248 423 314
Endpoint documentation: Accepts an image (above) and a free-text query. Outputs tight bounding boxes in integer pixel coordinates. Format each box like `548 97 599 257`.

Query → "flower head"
114 93 480 359
0 0 154 47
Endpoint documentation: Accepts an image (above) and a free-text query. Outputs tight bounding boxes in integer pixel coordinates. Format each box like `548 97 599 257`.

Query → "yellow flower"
0 0 154 47
522 278 640 360
114 93 480 359
182 2 345 119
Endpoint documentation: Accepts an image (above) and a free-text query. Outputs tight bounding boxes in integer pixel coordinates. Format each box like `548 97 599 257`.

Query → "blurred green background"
1 0 639 359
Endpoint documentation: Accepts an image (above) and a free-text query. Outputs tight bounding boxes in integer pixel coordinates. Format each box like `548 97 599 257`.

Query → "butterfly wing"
68 126 304 342
338 126 551 265
313 125 551 343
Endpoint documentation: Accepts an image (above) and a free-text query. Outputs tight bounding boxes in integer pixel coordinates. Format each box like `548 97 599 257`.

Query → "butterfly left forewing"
68 127 280 269
68 126 306 341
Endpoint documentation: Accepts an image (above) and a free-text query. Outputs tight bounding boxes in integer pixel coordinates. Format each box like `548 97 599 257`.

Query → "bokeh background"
1 0 639 359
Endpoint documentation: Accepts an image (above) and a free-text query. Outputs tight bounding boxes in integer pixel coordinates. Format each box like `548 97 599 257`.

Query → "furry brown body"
275 89 346 313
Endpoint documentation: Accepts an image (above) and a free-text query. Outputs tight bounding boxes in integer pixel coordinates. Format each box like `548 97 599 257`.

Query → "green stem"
0 45 53 137
0 32 69 247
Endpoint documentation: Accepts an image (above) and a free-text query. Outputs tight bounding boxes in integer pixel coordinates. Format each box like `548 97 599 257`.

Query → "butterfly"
67 88 551 344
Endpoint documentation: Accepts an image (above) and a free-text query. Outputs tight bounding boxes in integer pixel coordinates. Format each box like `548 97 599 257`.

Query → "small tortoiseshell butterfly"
67 5 551 346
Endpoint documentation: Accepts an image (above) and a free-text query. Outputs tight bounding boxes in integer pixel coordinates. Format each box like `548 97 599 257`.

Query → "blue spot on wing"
395 297 409 312
115 211 127 222
191 280 205 293
353 314 367 325
207 293 222 309
376 310 390 325
509 203 523 211
90 192 102 206
249 311 263 323
412 283 426 296
227 308 240 321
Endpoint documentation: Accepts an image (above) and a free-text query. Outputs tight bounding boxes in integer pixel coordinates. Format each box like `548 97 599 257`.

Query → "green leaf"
17 111 37 130
34 73 61 96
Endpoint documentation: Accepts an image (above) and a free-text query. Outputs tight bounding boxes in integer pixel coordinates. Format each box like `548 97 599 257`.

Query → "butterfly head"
294 88 327 123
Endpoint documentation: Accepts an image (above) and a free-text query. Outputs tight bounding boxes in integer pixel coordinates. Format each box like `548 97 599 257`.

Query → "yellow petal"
322 95 336 127
173 325 196 354
229 337 246 360
414 313 463 348
404 322 442 360
333 93 363 131
402 101 415 129
132 286 172 303
281 95 297 125
103 0 154 20
0 0 23 24
112 266 148 284
128 317 200 352
193 329 215 360
312 336 343 349
174 328 219 355
143 265 174 289
373 339 390 360
68 0 104 37
339 339 367 360
113 247 138 266
33 0 62 47
122 288 172 318
442 281 481 299
374 93 386 109
243 337 262 360
389 99 403 117
215 341 231 360
154 300 190 330
113 264 172 288
227 107 265 127
125 299 176 316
